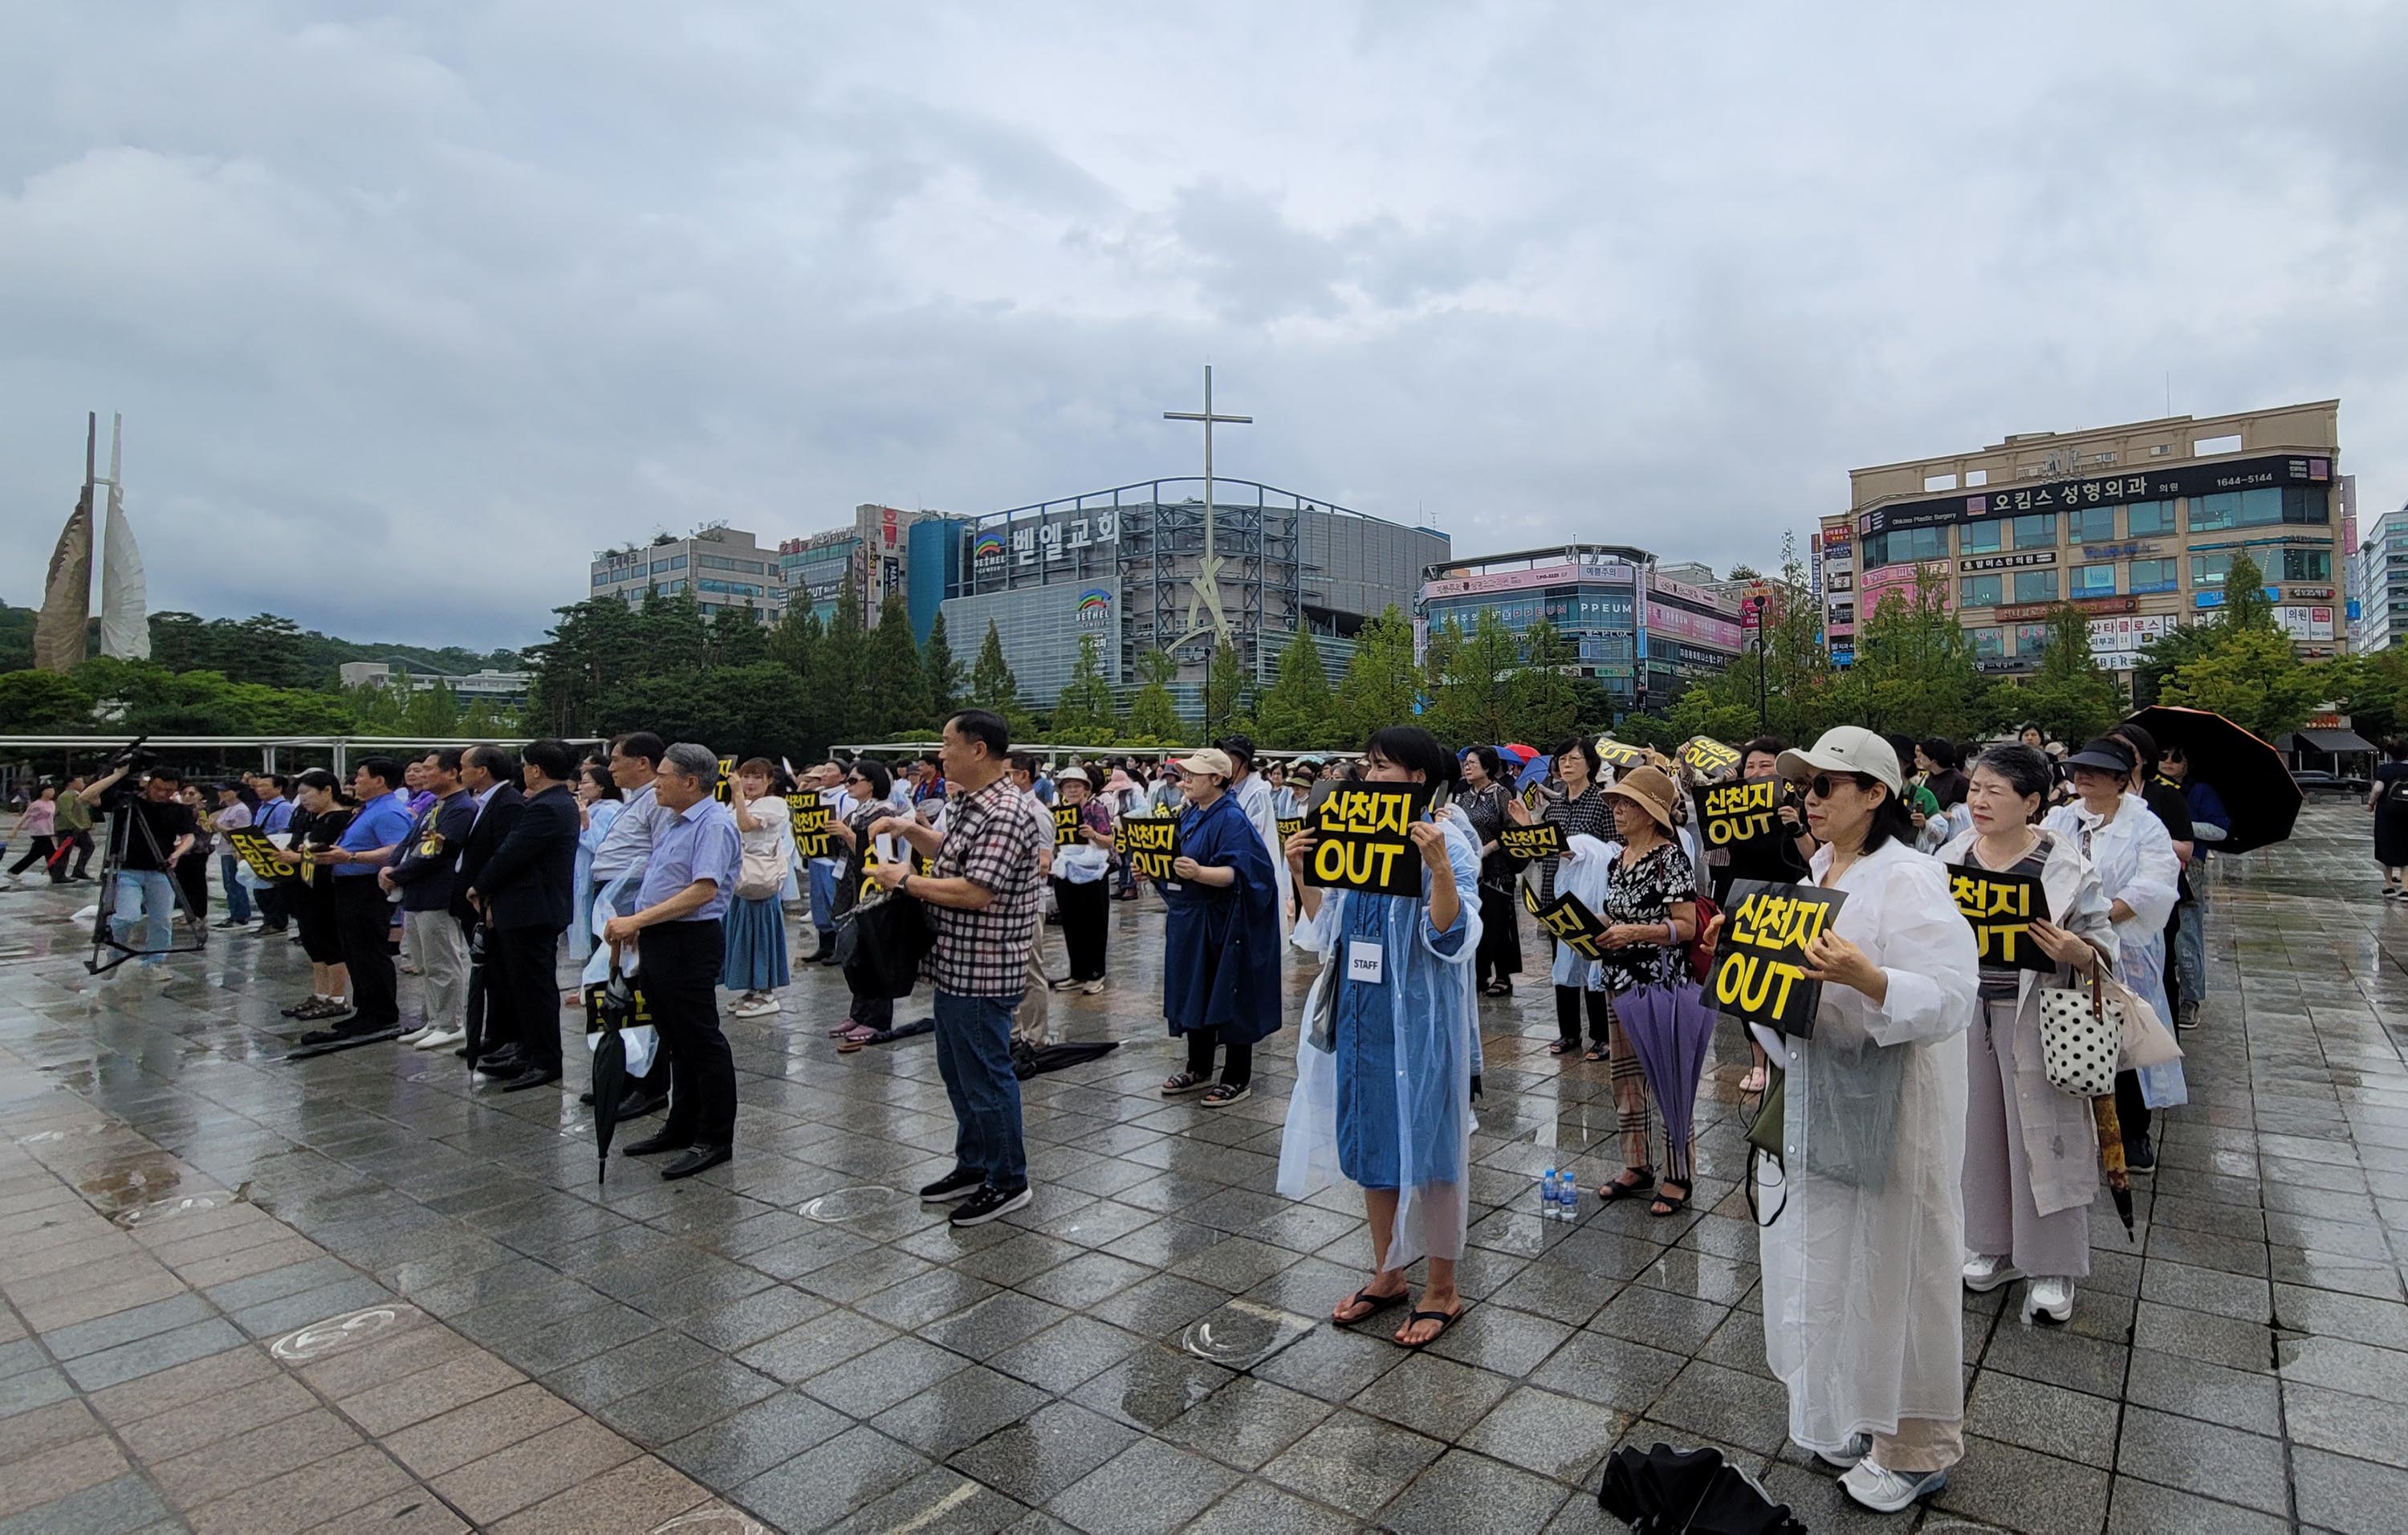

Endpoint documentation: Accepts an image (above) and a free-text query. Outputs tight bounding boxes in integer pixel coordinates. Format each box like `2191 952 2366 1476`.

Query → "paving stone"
1965 1367 2121 1468
1377 1447 1572 1533
1045 1437 1240 1534
1261 1407 1446 1518
2114 1405 2289 1517
1930 1433 2113 1535
733 1425 932 1532
2293 1443 2408 1533
949 1400 1139 1505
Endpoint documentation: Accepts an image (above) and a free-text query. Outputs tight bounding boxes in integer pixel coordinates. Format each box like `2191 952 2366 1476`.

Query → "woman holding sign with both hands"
1937 744 2117 1327
1507 735 1612 1056
1737 727 1978 1514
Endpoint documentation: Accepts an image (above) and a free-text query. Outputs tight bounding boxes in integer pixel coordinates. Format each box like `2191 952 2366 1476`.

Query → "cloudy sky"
4 2 2402 652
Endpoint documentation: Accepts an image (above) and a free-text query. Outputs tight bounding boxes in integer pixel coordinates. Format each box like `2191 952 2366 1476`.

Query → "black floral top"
1596 839 1696 994
1458 783 1515 892
1536 784 1611 905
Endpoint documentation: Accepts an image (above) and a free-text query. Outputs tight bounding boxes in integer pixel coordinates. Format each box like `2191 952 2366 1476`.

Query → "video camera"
104 735 151 773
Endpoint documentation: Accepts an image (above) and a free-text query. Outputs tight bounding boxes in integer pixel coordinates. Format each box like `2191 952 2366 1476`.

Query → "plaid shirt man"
925 772 1045 996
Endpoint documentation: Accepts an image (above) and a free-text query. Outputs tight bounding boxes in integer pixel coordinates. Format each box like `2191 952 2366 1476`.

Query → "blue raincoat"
1161 791 1283 1044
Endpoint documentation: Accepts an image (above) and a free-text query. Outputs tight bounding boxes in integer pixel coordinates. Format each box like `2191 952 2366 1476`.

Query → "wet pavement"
1 800 2406 1533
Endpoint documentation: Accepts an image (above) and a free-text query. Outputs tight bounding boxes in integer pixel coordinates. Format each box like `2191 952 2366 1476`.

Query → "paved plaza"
1 801 2406 1533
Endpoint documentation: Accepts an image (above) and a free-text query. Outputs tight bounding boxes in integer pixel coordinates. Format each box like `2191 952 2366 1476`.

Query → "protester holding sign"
1756 727 1979 1514
1714 739 1817 1093
2043 738 2182 1175
1588 766 1702 1215
1509 736 1611 1057
1156 750 1282 1104
828 760 911 1050
1457 747 1523 997
1279 727 1481 1350
1048 769 1115 996
719 759 794 1020
1938 744 2116 1325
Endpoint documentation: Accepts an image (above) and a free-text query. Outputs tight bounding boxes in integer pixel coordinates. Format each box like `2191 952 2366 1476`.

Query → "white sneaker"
1840 1459 1946 1513
1080 979 1106 996
1815 1433 1871 1471
730 996 782 1019
2025 1276 2074 1324
395 1025 432 1045
1962 1253 2024 1293
138 965 173 985
413 1027 464 1050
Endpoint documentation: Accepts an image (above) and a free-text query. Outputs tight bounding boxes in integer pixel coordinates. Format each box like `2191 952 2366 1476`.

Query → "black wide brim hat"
2063 738 2137 776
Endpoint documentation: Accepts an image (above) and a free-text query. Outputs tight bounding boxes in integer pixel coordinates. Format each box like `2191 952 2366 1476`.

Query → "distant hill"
0 604 522 689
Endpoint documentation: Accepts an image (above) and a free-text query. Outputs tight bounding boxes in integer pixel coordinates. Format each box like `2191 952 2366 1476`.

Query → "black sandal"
1332 1285 1411 1329
1650 1179 1692 1218
1599 1169 1656 1203
1584 1044 1610 1063
1482 981 1511 997
1397 1305 1465 1349
1548 1039 1579 1057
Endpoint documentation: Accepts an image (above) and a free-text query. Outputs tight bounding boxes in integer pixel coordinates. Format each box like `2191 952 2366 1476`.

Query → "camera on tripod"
104 735 151 773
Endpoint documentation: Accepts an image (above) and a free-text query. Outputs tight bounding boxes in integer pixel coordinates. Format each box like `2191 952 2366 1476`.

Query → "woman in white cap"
1757 727 1979 1514
1048 769 1114 994
1161 748 1283 1104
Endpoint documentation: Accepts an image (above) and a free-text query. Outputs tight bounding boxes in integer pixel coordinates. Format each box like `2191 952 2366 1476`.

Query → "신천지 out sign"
1300 780 1433 897
1706 878 1849 1036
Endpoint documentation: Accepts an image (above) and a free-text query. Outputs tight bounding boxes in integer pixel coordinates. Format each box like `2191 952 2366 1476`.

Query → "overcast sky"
5 2 2402 652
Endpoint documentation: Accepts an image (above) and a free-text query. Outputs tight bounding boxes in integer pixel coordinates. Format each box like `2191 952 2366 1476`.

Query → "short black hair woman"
2373 737 2408 898
1506 735 1613 1057
1454 745 1523 998
1277 726 1483 1349
1755 727 1979 1513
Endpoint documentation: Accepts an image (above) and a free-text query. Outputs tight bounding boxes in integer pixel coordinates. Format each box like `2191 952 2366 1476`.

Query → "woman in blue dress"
1160 749 1283 1105
1277 726 1482 1349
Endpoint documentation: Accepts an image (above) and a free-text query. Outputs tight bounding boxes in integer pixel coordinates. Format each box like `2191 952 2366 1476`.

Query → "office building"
588 525 783 624
1418 545 1745 709
775 504 934 627
338 662 532 708
1840 400 2346 674
2353 500 2408 653
931 478 1446 708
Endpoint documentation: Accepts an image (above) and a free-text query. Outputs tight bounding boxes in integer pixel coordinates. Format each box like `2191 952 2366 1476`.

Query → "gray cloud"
1 1 2400 650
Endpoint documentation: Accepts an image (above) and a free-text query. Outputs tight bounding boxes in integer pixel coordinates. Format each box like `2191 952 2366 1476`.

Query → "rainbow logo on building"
1076 588 1112 624
974 533 1006 561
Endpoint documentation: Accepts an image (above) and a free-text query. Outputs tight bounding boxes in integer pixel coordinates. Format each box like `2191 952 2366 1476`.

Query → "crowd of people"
0 705 2272 1516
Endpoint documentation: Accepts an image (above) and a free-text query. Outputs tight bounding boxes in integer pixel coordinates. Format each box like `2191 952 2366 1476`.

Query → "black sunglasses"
1803 774 1862 800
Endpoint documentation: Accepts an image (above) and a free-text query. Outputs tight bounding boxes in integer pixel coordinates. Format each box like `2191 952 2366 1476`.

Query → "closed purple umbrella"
1613 979 1719 1189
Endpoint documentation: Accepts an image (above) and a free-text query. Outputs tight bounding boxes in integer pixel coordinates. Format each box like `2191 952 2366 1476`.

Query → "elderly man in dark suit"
466 739 580 1091
452 745 524 1064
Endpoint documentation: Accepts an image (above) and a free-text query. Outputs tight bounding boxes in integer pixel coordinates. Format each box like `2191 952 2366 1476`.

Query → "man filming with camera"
78 755 197 980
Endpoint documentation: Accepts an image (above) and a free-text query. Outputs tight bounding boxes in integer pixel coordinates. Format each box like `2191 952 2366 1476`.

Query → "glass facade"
2071 564 2116 598
2013 570 2059 603
2189 486 2329 531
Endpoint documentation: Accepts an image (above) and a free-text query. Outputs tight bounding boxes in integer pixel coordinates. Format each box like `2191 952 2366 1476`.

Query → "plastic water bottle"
1540 1168 1560 1220
1558 1174 1577 1222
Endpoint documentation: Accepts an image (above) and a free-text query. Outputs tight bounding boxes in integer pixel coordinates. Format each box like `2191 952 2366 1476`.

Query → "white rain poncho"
1938 824 2120 1218
1235 770 1293 937
1279 811 1481 1269
2043 793 2186 1109
1747 837 1978 1458
1548 833 1621 989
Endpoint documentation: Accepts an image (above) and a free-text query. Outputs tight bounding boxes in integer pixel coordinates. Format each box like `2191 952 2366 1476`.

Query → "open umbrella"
2123 705 2301 854
1613 980 1719 1189
1599 1442 1805 1533
1499 743 1539 763
1515 753 1555 792
588 963 636 1183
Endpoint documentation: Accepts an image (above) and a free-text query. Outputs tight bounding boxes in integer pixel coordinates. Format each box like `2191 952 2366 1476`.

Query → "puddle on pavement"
653 1509 770 1535
115 1179 252 1229
270 1304 422 1364
801 1186 905 1222
76 1150 186 1215
1181 1300 1311 1369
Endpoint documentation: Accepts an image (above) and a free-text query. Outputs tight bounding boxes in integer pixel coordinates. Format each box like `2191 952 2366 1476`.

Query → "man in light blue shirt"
303 758 418 1041
604 743 742 1181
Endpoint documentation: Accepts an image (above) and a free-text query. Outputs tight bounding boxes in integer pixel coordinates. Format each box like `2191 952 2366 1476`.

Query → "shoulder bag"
2037 971 2121 1098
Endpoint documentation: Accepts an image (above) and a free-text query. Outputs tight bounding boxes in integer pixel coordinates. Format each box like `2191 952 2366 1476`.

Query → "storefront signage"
974 508 1121 568
2082 541 2161 561
2285 586 2336 600
1959 552 2056 572
1992 595 2138 623
1975 656 2035 674
2087 614 2178 660
1859 454 2329 536
2276 605 2335 641
1645 601 1744 650
1423 558 1635 600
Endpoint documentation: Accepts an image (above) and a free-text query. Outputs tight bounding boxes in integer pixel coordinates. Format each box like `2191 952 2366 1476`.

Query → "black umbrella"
588 964 635 1183
462 922 490 1066
1599 1443 1805 1533
2124 705 2301 854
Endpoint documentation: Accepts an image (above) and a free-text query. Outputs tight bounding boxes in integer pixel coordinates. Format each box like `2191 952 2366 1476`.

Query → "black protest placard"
226 828 287 882
1116 815 1181 880
1535 890 1609 960
714 756 737 804
1706 879 1849 1036
1300 780 1432 897
1499 822 1564 861
1679 737 1743 778
787 793 834 859
1276 815 1304 846
1947 863 2054 972
1594 738 1647 770
1696 777 1782 853
1052 804 1083 849
581 979 652 1035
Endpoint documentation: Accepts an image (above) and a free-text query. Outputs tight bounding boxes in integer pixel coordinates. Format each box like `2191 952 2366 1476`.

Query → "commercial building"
2352 499 2408 653
929 478 1446 710
588 525 783 625
1835 400 2346 675
337 662 532 708
1418 545 1746 710
775 504 933 627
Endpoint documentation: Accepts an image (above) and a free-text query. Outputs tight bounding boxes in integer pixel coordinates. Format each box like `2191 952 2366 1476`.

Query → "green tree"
1991 605 2121 744
1256 629 1340 748
596 662 815 761
1123 648 1186 743
1426 614 1513 745
1051 633 1121 743
1508 618 1580 745
2159 626 2325 740
0 670 95 731
920 611 962 719
1838 565 1987 738
1568 675 1617 740
1340 606 1421 743
226 614 312 688
525 597 646 736
815 585 869 743
2219 552 2279 633
1202 638 1253 739
864 595 931 736
767 605 823 682
706 607 768 670
967 619 1033 735
634 588 710 673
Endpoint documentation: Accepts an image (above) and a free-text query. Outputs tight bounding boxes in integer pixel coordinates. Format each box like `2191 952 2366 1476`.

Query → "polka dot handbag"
2038 971 2120 1099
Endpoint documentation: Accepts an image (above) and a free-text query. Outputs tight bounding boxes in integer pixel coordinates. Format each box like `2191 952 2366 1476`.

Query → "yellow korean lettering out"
1983 881 2028 919
1780 896 1832 951
1950 874 1981 914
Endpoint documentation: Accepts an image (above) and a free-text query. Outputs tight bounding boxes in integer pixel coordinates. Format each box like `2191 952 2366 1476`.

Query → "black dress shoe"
471 1050 524 1077
579 1089 596 1105
621 1130 690 1156
617 1087 668 1120
499 1065 562 1092
661 1145 730 1180
816 948 842 967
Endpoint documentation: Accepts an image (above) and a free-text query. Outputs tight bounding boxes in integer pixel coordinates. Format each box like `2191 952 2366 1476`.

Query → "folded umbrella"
2093 1095 2135 1239
2122 705 2300 855
1613 980 1719 1183
462 922 489 1067
588 966 634 1184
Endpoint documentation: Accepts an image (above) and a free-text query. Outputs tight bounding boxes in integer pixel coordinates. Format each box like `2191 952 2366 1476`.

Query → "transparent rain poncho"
2043 793 2186 1109
1746 838 1978 1457
1279 811 1482 1269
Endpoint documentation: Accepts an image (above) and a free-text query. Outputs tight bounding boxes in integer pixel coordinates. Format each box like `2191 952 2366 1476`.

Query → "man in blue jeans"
872 708 1047 1228
78 761 198 976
